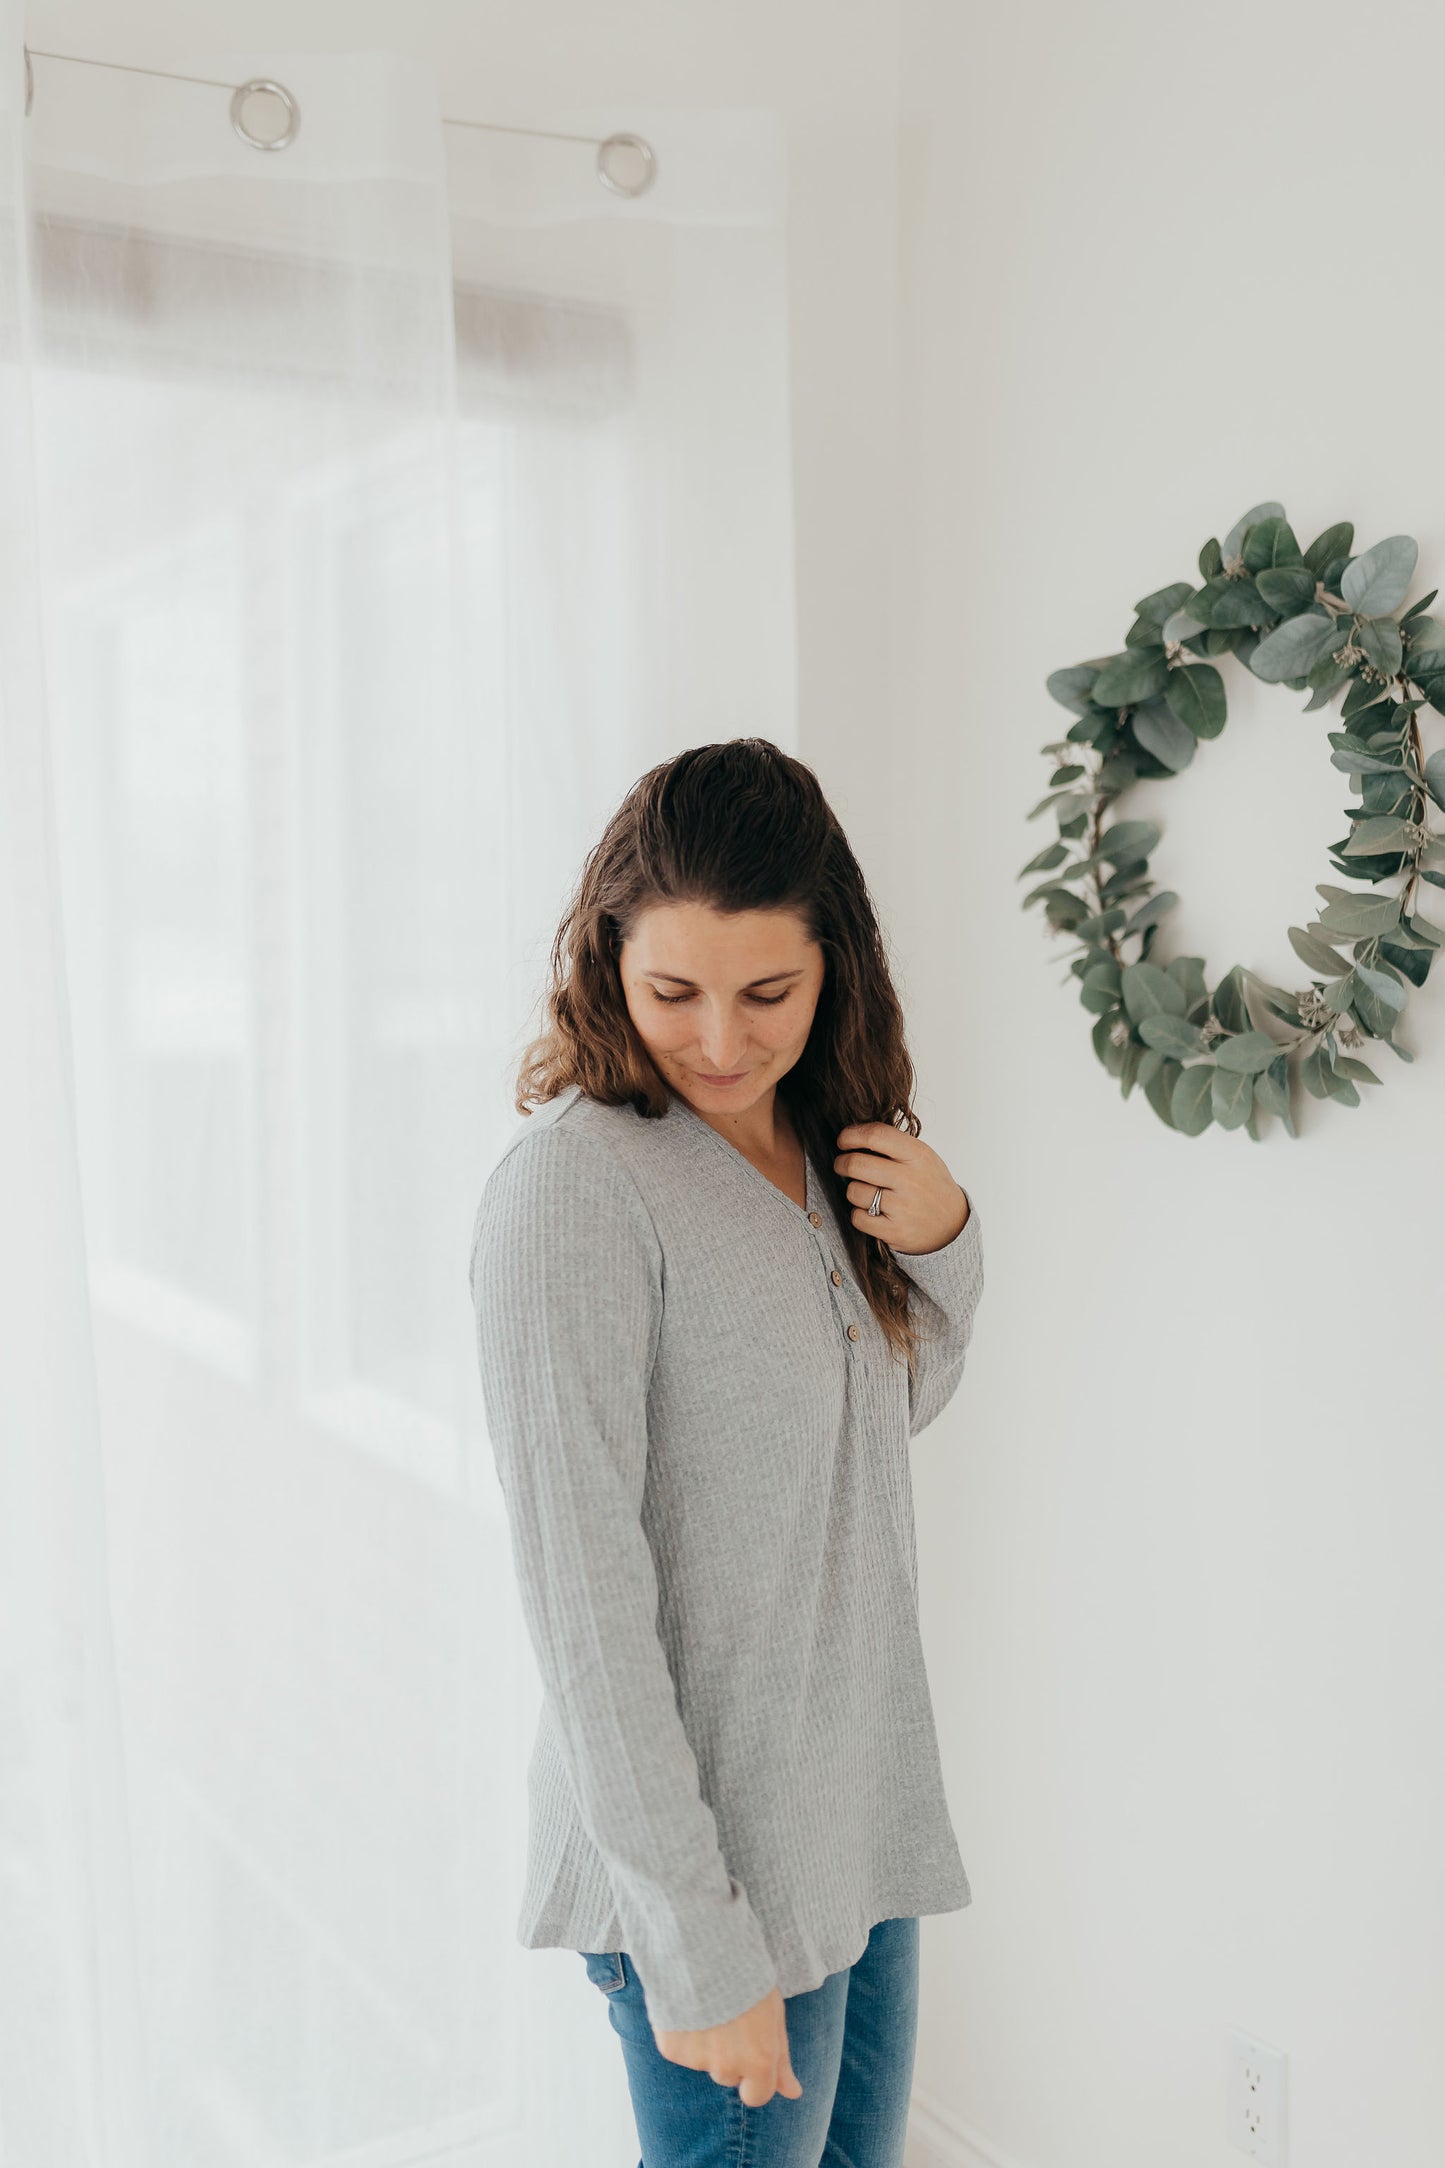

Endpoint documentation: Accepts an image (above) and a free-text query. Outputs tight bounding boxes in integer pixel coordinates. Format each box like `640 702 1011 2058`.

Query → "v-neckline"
668 1091 818 1222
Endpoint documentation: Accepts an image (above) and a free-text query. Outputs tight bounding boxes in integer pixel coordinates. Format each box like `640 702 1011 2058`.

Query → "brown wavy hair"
514 737 933 1374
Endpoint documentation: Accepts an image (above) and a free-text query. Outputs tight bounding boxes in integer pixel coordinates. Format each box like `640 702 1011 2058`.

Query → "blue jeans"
578 1915 919 2167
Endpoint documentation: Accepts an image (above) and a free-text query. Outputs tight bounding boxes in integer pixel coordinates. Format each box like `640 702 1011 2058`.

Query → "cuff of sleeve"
628 1875 779 2035
894 1191 984 1315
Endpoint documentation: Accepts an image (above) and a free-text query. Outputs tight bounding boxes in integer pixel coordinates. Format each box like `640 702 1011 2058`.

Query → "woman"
468 739 985 2167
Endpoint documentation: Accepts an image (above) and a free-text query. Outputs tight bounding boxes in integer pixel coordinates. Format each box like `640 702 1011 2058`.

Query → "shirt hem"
522 1883 973 2004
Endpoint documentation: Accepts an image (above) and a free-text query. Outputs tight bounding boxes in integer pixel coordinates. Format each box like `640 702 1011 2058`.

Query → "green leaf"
1097 818 1161 862
1130 701 1196 770
1287 924 1352 977
1133 581 1196 627
1198 536 1223 580
1028 786 1092 820
1357 617 1403 678
1184 577 1227 628
1332 1053 1382 1085
1045 889 1091 927
1303 521 1353 576
1300 1043 1330 1099
1188 574 1274 629
1423 749 1445 812
1162 604 1209 643
1066 708 1116 748
1166 955 1208 1009
1073 905 1127 939
1248 611 1340 682
1405 622 1445 662
1046 664 1101 714
1241 516 1302 572
1222 501 1286 561
1212 577 1274 628
1136 1013 1209 1058
1353 960 1407 1014
1341 815 1413 856
1091 650 1170 707
1214 1030 1284 1074
1079 959 1122 1009
1254 564 1315 614
1019 841 1069 876
1340 674 1390 722
1302 657 1353 710
1091 1013 1119 1070
1171 1064 1215 1134
1022 875 1077 908
1121 895 1177 943
1400 588 1438 623
1329 746 1406 778
1120 960 1188 1023
1314 890 1403 936
1143 1057 1183 1129
1163 663 1226 739
1325 724 1395 758
1341 534 1418 616
1252 1055 1293 1130
1211 1065 1255 1129
1212 963 1252 1035
1318 1060 1362 1107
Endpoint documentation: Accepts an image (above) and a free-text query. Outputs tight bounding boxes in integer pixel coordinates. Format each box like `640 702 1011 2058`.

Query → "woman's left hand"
834 1122 971 1257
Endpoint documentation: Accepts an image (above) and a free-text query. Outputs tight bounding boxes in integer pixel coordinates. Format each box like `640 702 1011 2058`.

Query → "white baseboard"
906 2085 1030 2168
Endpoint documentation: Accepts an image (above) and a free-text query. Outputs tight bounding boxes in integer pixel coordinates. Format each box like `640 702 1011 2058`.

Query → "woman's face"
618 900 826 1116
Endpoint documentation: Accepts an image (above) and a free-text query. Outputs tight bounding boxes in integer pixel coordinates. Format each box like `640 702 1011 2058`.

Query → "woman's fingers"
835 1119 921 1169
835 1121 971 1254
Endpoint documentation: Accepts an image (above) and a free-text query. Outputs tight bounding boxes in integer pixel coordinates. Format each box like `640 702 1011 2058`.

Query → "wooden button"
846 1323 860 1341
808 1210 822 1227
830 1269 842 1286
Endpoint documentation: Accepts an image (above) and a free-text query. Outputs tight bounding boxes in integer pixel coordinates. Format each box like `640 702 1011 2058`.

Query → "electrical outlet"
1226 2029 1287 2163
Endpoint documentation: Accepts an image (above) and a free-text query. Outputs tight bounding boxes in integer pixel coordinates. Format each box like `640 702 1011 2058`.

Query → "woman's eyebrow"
644 968 806 988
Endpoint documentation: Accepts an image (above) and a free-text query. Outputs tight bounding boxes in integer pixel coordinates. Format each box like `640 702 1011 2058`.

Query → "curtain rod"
20 45 657 195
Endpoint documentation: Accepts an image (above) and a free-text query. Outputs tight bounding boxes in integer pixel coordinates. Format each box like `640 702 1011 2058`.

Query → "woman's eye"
651 989 788 1007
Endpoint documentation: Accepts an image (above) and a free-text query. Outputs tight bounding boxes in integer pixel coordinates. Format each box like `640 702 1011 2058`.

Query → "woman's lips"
695 1070 748 1085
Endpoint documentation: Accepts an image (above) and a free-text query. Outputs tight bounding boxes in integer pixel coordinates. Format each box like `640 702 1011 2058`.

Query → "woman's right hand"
653 1985 804 2107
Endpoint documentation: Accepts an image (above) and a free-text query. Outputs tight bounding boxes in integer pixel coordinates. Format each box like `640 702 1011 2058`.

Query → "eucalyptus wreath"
1023 503 1445 1138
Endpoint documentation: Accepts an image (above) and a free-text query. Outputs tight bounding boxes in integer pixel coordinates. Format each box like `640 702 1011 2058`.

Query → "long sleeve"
468 1122 779 2033
894 1190 985 1438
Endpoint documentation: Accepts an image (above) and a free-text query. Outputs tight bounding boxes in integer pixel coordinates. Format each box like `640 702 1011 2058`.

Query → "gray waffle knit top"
467 1081 985 2033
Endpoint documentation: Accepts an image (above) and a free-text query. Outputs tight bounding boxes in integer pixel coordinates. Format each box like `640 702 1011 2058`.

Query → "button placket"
809 1226 860 1351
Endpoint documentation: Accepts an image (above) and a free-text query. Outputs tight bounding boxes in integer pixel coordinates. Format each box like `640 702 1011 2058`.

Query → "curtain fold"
0 23 795 2163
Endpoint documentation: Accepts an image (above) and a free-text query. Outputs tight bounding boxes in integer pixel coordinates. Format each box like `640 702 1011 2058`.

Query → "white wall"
891 4 1445 2166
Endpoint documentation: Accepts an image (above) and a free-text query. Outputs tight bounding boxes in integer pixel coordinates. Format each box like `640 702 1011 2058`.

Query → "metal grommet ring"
229 77 300 153
596 132 656 199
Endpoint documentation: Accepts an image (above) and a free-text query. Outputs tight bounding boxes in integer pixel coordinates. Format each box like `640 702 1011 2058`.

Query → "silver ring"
229 78 300 152
867 1186 884 1217
596 132 656 198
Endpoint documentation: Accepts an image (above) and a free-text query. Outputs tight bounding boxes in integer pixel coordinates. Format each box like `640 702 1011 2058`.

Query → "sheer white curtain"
0 25 795 2165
